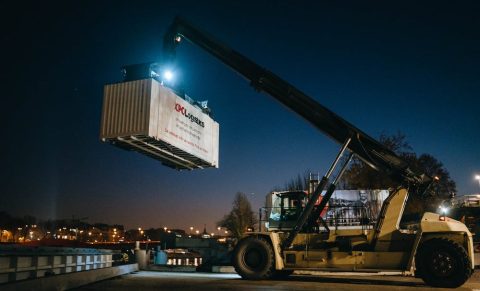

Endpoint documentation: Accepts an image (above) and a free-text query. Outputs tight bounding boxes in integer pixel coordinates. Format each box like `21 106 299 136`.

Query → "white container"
100 79 219 170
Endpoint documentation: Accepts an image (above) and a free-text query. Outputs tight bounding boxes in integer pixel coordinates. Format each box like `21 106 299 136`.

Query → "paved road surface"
74 270 480 290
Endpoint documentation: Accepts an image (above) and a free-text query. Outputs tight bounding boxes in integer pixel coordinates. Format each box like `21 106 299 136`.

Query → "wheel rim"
243 246 265 271
430 250 456 277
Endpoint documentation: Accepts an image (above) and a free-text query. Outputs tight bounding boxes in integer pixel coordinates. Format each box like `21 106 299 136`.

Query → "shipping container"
100 79 219 170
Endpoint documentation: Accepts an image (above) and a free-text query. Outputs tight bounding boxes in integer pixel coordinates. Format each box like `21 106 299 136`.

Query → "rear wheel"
415 238 472 288
233 236 275 280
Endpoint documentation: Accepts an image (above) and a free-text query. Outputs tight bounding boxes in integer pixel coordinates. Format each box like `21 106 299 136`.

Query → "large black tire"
233 236 275 280
415 238 472 288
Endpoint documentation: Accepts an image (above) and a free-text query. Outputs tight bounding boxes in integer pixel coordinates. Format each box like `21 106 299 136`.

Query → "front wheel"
233 236 275 280
415 238 472 288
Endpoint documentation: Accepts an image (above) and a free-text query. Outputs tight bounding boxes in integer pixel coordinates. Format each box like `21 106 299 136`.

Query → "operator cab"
268 191 306 230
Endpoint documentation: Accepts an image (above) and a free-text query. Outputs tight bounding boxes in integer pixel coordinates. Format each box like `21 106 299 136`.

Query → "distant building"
165 249 202 266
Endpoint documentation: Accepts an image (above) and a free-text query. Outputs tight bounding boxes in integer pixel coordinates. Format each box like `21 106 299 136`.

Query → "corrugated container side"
100 79 219 170
148 79 160 137
100 79 152 138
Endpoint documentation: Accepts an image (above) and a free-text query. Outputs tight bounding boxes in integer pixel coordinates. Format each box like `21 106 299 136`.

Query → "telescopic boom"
163 17 430 188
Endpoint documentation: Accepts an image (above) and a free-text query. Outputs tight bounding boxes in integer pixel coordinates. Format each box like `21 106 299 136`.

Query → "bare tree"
343 132 412 189
218 192 258 239
342 131 456 220
284 171 311 191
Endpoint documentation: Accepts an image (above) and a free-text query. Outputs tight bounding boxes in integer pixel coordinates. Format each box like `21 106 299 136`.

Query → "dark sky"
2 1 479 231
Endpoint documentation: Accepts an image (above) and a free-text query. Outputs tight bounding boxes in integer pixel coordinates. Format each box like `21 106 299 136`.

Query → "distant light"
475 175 480 180
163 70 174 81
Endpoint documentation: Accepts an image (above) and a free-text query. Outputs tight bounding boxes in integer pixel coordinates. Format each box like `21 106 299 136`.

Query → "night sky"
2 1 479 232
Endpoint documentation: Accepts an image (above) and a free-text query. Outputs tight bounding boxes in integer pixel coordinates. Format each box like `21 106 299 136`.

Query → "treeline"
0 211 123 232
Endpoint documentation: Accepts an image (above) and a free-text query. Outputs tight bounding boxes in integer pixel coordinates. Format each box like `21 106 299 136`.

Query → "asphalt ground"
74 270 480 291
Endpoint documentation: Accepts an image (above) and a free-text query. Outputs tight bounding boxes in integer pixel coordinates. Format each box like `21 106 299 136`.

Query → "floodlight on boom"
163 70 174 81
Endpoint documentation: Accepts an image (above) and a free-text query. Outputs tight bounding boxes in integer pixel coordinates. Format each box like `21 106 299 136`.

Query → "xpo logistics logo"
175 103 205 128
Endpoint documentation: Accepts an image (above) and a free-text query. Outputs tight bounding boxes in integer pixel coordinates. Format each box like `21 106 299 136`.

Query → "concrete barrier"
0 246 114 284
147 265 197 272
1 263 138 291
211 266 236 273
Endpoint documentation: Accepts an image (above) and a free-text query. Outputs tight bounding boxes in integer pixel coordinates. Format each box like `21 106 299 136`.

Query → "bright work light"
163 70 174 81
440 206 448 215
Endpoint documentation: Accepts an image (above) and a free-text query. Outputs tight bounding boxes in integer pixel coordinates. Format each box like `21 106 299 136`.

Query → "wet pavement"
74 270 480 290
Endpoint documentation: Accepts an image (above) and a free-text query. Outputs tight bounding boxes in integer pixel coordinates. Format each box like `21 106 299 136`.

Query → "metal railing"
259 205 377 232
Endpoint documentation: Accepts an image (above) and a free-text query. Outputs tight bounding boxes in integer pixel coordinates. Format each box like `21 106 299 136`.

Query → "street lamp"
475 175 480 191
